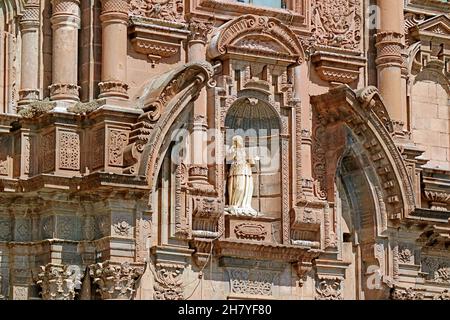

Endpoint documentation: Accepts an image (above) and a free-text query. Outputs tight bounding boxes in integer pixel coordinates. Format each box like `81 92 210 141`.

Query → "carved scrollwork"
234 223 267 241
390 287 424 300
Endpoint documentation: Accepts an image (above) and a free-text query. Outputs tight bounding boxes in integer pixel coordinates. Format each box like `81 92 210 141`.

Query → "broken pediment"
207 14 305 66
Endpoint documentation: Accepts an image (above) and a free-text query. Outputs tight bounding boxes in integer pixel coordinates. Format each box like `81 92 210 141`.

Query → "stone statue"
226 135 257 216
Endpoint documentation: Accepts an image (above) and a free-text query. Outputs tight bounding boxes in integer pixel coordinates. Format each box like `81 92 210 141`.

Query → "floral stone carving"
90 261 144 299
36 264 82 300
153 263 184 300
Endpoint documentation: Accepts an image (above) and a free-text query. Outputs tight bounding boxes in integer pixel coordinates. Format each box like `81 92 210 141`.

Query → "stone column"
187 20 212 186
376 0 406 130
18 1 40 105
49 0 81 101
98 0 129 99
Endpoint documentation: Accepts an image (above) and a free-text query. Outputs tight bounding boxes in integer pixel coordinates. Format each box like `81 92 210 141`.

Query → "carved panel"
129 0 184 22
59 131 80 170
227 268 275 297
311 0 362 50
41 131 55 173
315 277 343 300
422 257 450 283
108 129 128 167
91 128 105 169
153 263 184 300
391 287 424 300
234 223 267 241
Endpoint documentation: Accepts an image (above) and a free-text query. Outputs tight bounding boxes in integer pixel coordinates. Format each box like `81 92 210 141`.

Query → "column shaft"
19 3 40 104
98 0 129 99
50 0 81 101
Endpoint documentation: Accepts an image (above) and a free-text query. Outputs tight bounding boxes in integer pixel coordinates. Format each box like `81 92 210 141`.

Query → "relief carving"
234 223 267 241
108 129 128 167
90 261 144 300
113 220 131 236
129 0 183 22
36 264 82 300
59 132 80 170
152 263 184 300
227 269 275 297
311 0 362 50
315 277 343 300
41 131 55 173
391 287 424 300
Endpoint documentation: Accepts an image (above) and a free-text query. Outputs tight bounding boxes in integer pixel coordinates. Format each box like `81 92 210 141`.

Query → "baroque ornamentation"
153 263 184 300
36 264 82 300
129 0 184 22
59 131 80 170
391 287 424 300
113 220 131 236
315 278 343 300
234 223 267 241
311 0 362 50
227 269 275 297
422 257 450 283
90 261 144 300
188 19 214 43
434 290 450 300
398 248 413 264
108 130 128 166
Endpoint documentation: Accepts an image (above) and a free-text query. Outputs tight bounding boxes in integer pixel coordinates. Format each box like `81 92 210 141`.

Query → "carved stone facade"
0 0 449 300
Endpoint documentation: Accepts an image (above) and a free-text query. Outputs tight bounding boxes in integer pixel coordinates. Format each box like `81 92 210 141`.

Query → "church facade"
0 0 449 300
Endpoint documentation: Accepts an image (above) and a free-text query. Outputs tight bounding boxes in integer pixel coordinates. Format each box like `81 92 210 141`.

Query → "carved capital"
375 32 404 67
51 0 81 28
89 261 144 300
20 4 40 29
100 0 129 22
18 89 40 103
35 264 82 300
49 83 80 101
188 19 214 44
98 81 129 99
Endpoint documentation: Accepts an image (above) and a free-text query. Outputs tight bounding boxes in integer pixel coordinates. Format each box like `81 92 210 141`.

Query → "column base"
98 81 129 100
49 83 80 101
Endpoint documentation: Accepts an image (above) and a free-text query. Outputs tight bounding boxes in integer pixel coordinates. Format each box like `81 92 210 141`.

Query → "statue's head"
232 135 244 148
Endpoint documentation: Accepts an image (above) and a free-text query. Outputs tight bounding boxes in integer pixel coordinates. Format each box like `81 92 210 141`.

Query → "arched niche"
224 95 283 221
410 61 450 171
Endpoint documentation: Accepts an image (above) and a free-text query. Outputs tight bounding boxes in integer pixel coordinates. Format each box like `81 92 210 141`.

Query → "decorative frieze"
90 261 144 300
36 264 82 300
227 268 275 297
129 0 184 22
391 287 424 300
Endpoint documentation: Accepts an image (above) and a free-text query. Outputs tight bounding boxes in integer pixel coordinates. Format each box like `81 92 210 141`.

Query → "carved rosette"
311 0 362 50
375 32 404 68
36 264 82 300
90 261 144 300
153 263 184 300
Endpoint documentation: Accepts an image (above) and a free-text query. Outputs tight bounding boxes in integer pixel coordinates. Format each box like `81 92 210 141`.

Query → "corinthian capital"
89 261 144 300
188 19 214 43
35 264 82 300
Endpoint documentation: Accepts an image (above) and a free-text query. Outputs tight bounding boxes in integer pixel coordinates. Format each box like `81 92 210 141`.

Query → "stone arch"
122 61 214 210
311 85 416 223
207 14 305 65
0 0 24 28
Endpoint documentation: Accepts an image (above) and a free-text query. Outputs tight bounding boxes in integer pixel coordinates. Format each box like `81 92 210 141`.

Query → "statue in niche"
225 135 258 216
